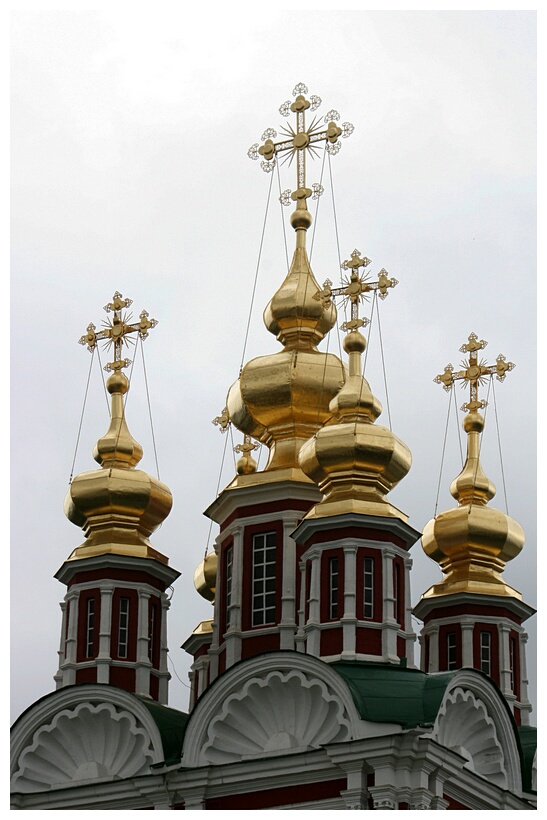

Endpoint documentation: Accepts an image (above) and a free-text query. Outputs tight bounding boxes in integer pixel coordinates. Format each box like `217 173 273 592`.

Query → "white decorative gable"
431 670 522 794
11 686 165 794
183 652 367 766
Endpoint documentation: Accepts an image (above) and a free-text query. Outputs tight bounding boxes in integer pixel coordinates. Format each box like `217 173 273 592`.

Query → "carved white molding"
12 701 156 792
432 686 507 787
202 669 351 764
11 685 166 795
432 669 522 794
183 652 365 767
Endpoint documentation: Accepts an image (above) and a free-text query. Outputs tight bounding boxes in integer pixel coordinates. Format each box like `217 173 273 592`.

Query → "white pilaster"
225 525 243 668
461 620 474 668
279 517 298 650
135 590 151 697
341 545 357 659
96 586 113 684
382 548 398 661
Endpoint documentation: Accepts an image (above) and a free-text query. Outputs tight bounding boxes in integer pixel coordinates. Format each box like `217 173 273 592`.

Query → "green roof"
331 661 456 729
517 725 537 793
135 696 190 766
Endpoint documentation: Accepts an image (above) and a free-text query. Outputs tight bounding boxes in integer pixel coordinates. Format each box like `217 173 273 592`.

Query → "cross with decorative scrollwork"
434 332 515 412
78 291 158 372
248 83 353 208
314 248 398 332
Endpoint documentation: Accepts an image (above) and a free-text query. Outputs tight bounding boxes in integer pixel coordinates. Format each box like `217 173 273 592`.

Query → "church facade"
10 84 536 811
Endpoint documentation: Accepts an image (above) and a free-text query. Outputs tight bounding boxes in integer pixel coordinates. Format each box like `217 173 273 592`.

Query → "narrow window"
364 557 374 618
447 632 457 670
252 532 276 627
118 597 130 659
329 557 339 619
86 598 95 658
148 602 157 662
225 545 233 629
480 631 491 676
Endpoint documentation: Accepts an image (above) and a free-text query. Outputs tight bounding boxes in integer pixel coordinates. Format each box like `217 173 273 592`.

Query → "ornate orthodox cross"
234 434 259 458
314 248 398 332
78 291 158 372
434 332 515 412
248 83 353 207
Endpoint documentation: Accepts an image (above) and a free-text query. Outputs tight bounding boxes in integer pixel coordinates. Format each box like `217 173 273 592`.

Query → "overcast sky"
10 8 537 725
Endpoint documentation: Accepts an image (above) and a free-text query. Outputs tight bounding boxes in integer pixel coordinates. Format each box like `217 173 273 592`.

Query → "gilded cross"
234 434 258 458
248 83 353 206
78 291 158 372
212 406 230 432
434 332 515 412
314 249 398 331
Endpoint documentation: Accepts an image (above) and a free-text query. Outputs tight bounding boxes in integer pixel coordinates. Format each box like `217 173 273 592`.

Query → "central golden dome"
227 203 346 476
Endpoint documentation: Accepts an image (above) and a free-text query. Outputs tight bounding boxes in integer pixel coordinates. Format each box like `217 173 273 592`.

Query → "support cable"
139 337 161 481
375 301 393 432
491 378 510 515
434 385 454 517
327 151 345 361
68 348 96 484
204 425 231 557
239 168 275 374
276 159 290 272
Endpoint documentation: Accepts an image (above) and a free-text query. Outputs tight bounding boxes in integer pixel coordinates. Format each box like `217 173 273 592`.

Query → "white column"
96 586 113 684
135 590 151 697
498 622 512 696
295 559 307 652
63 589 80 685
461 620 474 668
306 552 321 656
403 556 415 666
382 548 398 661
341 545 357 659
518 631 532 724
429 625 439 673
225 525 243 668
158 594 171 705
55 601 68 687
279 517 298 650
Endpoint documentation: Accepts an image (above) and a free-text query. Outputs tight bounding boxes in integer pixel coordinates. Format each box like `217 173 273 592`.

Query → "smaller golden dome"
194 552 218 603
421 408 524 599
65 367 172 563
299 328 411 520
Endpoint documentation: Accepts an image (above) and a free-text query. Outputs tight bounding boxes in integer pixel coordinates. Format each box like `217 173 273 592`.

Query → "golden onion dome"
193 551 218 603
226 202 346 476
64 370 172 563
298 328 412 520
421 409 524 599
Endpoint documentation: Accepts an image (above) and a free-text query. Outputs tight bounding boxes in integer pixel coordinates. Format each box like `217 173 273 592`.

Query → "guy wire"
491 377 510 515
239 167 275 375
434 385 454 517
375 303 393 431
276 159 290 272
205 423 231 557
139 336 161 481
327 150 345 361
69 347 96 484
